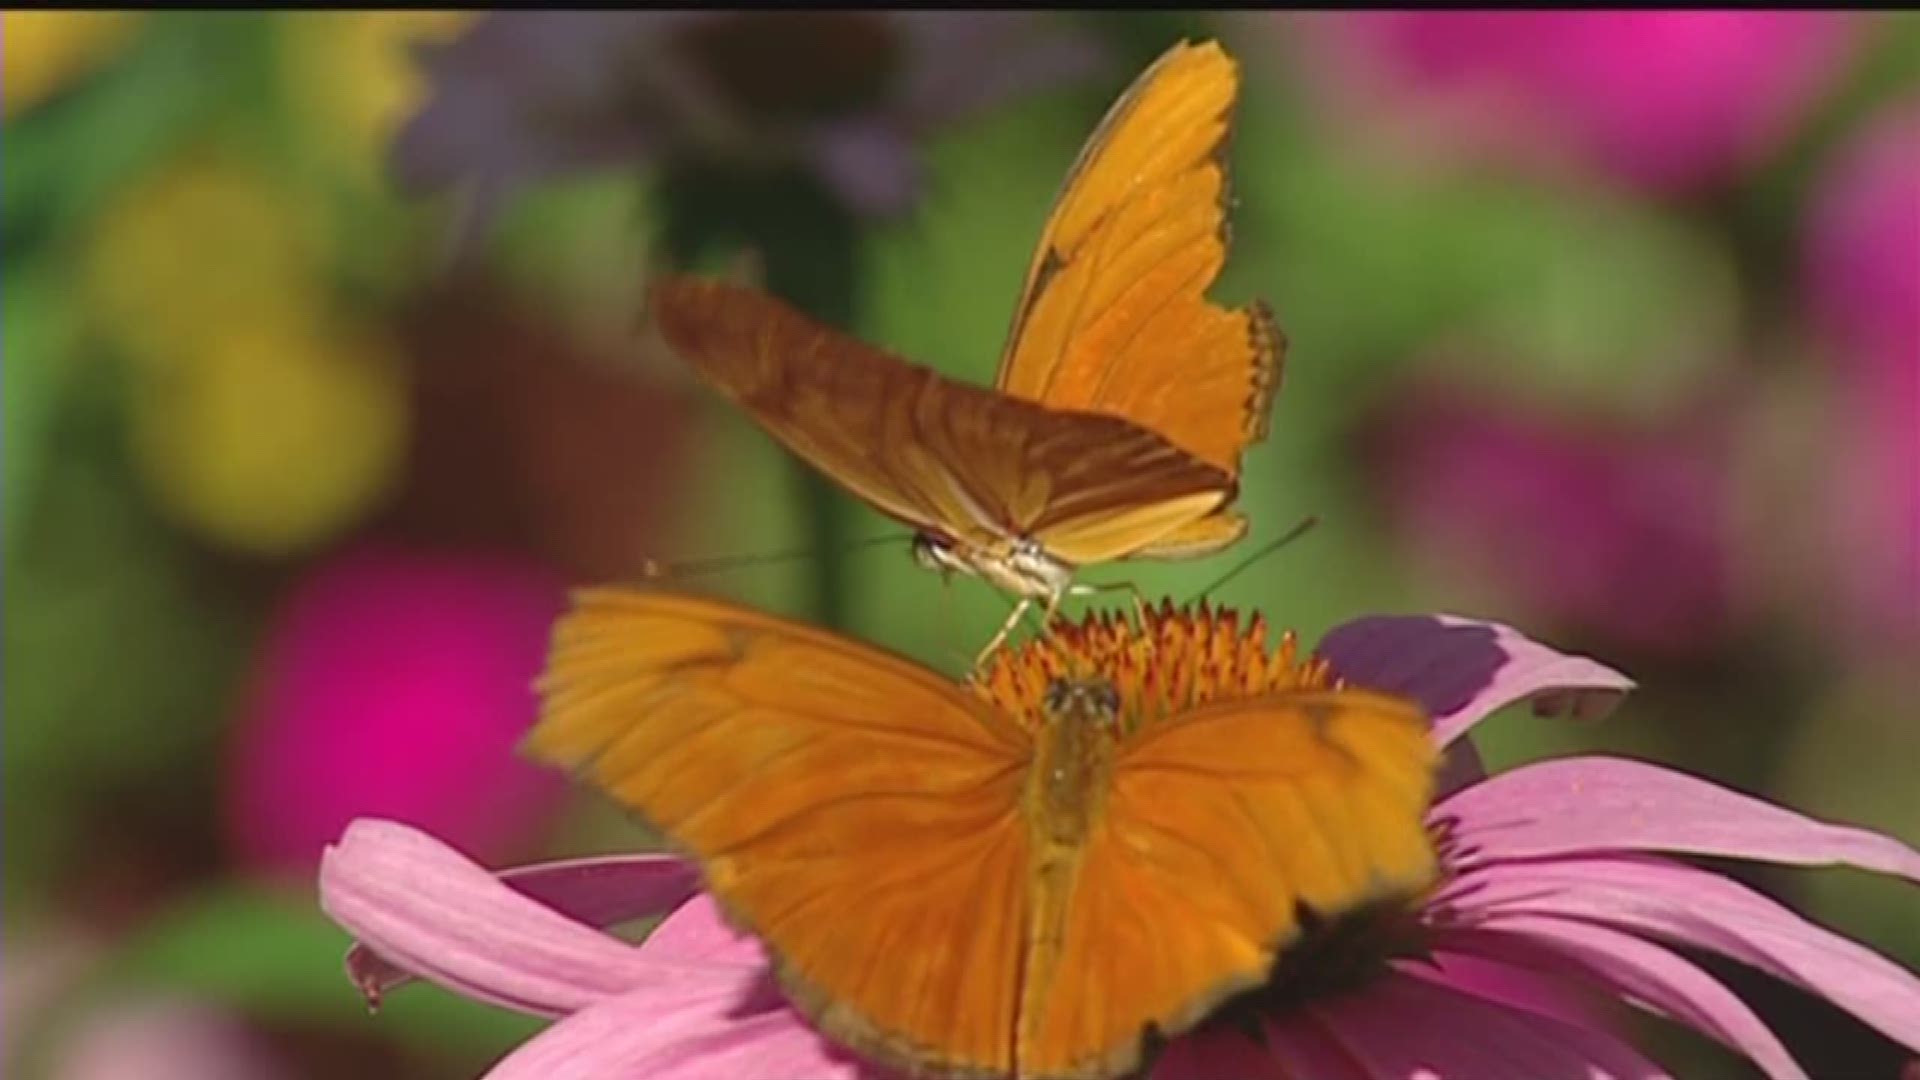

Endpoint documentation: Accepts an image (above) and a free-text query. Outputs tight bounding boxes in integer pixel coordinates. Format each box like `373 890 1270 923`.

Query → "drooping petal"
1317 614 1633 746
319 819 717 1017
1310 971 1671 1079
1406 949 1614 1031
1446 855 1920 1055
1438 756 1920 879
500 852 701 927
1151 1025 1299 1080
1434 739 1488 799
483 982 867 1080
1437 922 1804 1079
1259 1015 1380 1080
346 849 700 1003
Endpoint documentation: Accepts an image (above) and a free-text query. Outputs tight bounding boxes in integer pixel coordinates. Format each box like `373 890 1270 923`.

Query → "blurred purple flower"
227 541 567 873
1367 384 1738 659
393 12 1103 224
320 615 1920 1077
1306 12 1858 191
1806 101 1920 649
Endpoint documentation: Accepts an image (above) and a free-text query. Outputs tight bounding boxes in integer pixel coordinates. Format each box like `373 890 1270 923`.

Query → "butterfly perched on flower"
525 590 1435 1079
648 40 1281 659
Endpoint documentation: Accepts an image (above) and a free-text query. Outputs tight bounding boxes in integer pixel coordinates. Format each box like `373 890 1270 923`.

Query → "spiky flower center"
972 600 1339 732
975 599 1444 1023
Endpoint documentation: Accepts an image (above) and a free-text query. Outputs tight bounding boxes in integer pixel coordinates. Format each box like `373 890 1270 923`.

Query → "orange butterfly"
527 590 1436 1080
649 40 1281 658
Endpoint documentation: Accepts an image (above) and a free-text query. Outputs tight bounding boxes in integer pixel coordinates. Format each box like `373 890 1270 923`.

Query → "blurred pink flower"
48 997 290 1080
1805 101 1920 648
227 541 567 873
322 614 1920 1077
1306 12 1857 191
1368 385 1738 659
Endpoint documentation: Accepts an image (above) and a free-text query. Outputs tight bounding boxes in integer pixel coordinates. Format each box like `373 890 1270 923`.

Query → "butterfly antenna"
630 533 911 586
1186 515 1320 603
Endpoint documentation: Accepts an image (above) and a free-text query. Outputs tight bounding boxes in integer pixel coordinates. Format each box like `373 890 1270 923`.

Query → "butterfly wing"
649 275 1234 567
1017 689 1437 1079
526 590 1036 1076
995 39 1282 481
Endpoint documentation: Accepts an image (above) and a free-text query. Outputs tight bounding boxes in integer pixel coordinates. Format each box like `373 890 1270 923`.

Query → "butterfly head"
911 531 967 581
1041 677 1122 726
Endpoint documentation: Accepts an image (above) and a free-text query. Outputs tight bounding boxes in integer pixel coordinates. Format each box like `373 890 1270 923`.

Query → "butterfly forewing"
528 591 1038 1077
994 39 1282 481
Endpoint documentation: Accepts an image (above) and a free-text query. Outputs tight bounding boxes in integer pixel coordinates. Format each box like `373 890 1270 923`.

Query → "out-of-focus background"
3 11 1915 1078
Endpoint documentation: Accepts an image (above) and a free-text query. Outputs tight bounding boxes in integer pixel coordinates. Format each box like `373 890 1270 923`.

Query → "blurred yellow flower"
1 11 140 118
82 151 409 556
82 152 326 370
128 316 408 558
279 12 477 183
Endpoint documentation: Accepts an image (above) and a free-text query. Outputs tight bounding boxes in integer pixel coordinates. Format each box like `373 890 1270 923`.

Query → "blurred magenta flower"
1806 101 1920 648
322 613 1920 1077
1305 12 1857 191
393 12 1102 226
1368 384 1738 659
227 541 567 873
1808 100 1920 370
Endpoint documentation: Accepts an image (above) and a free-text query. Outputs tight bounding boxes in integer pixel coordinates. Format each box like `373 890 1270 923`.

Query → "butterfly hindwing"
1014 689 1438 1079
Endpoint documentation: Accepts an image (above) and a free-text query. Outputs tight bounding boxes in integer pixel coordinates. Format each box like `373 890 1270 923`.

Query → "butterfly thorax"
914 531 1074 601
1027 678 1121 850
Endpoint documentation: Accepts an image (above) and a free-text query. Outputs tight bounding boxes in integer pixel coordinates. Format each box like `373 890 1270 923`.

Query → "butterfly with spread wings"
649 40 1282 661
527 590 1435 1080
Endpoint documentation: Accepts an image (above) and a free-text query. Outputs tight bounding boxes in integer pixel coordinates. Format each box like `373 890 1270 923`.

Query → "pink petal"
484 982 867 1080
1408 949 1614 1031
1317 614 1633 746
1260 1015 1379 1080
1437 921 1804 1079
1310 970 1670 1079
346 848 699 1004
1446 855 1920 1055
1437 756 1920 878
1151 1025 1298 1080
318 819 722 1017
643 894 769 966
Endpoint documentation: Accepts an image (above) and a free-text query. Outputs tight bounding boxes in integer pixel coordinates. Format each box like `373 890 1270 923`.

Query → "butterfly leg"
1072 578 1152 628
973 596 1033 672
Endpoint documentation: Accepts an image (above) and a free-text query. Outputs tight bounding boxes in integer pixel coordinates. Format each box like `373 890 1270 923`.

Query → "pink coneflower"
321 608 1920 1078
